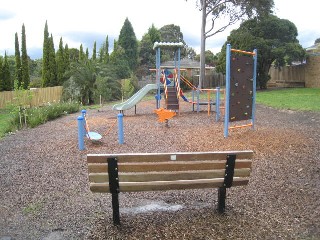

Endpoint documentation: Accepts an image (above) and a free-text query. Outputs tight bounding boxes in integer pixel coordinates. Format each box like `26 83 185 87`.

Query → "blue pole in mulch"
77 116 85 150
117 113 124 144
81 109 87 136
216 87 220 122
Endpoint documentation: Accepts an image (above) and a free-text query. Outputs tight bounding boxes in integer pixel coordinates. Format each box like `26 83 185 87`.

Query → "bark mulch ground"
0 99 319 240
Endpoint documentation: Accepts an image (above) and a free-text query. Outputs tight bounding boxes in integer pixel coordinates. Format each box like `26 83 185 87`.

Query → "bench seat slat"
88 160 252 173
87 151 253 163
90 178 249 192
89 168 251 183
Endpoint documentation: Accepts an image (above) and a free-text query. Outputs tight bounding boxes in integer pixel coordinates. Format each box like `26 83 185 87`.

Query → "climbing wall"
229 55 254 122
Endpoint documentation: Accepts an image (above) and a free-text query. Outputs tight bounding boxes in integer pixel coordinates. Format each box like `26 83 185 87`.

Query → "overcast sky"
0 0 319 59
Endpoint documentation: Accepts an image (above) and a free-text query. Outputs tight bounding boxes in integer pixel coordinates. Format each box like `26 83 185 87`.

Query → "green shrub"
9 101 80 130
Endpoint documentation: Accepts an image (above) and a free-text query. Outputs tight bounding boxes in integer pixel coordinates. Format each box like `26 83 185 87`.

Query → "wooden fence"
0 86 63 109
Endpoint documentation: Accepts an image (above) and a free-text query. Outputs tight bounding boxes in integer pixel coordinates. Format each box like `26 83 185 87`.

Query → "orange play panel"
154 108 176 123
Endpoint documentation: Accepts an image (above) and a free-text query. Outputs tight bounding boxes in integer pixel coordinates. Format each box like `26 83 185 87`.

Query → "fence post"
117 113 124 144
77 116 85 150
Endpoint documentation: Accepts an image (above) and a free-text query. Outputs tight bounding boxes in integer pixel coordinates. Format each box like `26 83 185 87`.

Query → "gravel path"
0 99 319 240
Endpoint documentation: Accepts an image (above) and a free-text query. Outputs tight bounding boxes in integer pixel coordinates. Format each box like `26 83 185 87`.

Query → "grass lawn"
0 109 15 138
256 88 320 112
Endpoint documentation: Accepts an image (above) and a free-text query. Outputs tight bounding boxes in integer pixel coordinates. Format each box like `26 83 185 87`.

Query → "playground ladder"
166 86 179 110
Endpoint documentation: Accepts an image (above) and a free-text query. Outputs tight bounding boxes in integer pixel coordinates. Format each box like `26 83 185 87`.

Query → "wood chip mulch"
0 99 319 240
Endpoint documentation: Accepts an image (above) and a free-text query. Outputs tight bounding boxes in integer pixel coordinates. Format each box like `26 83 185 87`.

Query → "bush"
10 102 80 129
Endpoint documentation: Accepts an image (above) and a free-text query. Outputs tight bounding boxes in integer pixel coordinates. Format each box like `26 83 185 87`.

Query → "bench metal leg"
108 157 120 225
111 193 120 225
218 187 226 213
218 154 236 213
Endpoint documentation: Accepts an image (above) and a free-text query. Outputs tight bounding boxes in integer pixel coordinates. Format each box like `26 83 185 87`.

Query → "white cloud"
1 0 319 59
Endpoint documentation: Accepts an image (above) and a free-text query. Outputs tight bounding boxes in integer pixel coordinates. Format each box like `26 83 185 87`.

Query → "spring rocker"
154 108 176 127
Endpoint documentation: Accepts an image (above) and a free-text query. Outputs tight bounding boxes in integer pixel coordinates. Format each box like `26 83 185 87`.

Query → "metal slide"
112 84 158 111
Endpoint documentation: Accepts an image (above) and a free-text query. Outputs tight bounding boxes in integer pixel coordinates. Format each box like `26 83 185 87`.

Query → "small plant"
23 201 44 215
7 101 80 130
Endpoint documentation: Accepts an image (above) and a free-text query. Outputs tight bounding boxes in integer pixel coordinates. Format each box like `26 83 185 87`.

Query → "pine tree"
85 48 89 59
21 24 30 89
2 52 13 91
79 44 84 61
48 34 57 86
56 37 65 85
14 32 22 89
118 18 138 71
99 36 109 63
104 36 109 63
0 57 3 91
42 20 50 87
92 41 96 61
64 44 70 72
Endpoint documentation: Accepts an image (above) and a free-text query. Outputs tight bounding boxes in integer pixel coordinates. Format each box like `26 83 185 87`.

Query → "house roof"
306 43 320 51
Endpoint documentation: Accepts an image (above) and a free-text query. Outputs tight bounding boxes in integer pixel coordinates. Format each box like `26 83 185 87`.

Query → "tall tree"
47 34 57 86
216 15 305 89
56 37 65 85
148 24 161 44
14 32 22 89
118 18 138 71
109 42 130 79
64 44 70 72
137 24 161 77
85 48 89 59
103 36 109 63
21 24 30 89
42 20 50 87
0 57 3 91
79 44 84 61
2 52 13 91
159 24 187 61
92 41 97 61
139 25 161 66
195 0 274 88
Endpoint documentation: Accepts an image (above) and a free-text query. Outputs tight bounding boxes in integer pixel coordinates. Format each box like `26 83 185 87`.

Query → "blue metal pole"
156 47 161 109
196 88 200 113
252 49 258 130
117 113 124 144
216 87 220 122
224 44 231 138
178 47 181 89
77 116 85 150
81 109 87 136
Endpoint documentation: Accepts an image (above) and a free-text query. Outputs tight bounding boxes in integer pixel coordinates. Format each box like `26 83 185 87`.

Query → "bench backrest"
87 151 253 193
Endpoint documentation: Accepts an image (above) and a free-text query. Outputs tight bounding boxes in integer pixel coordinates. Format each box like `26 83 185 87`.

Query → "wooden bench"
87 150 253 225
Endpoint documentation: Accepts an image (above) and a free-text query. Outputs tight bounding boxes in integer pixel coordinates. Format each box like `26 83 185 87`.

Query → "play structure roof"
153 42 184 49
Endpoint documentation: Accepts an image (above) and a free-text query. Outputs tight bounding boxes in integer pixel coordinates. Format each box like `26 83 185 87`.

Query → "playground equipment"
160 68 224 117
81 110 102 141
154 42 184 112
222 44 257 138
158 67 224 117
77 110 123 150
154 108 176 127
112 84 158 112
